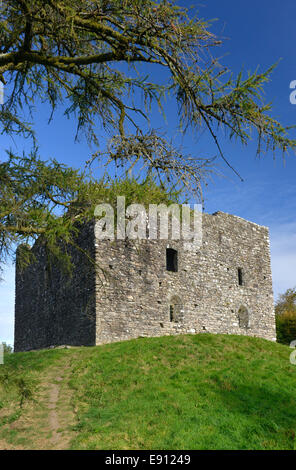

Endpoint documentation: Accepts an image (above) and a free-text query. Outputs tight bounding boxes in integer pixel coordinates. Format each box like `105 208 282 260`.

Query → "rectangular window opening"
169 305 174 322
238 268 243 286
166 248 178 272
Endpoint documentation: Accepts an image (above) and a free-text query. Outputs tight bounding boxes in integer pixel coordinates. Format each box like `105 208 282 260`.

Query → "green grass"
1 334 296 450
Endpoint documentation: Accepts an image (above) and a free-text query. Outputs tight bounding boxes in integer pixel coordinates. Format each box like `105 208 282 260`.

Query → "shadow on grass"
210 377 296 449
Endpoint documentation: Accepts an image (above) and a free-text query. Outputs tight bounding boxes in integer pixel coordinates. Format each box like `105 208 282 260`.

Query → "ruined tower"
14 211 276 352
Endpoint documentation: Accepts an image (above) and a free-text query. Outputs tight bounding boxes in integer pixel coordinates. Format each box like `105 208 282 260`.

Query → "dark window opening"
166 248 178 272
169 305 175 322
238 268 243 286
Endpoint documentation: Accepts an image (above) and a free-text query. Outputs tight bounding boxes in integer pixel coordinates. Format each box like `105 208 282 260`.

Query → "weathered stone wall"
95 211 276 344
14 222 96 351
14 210 276 352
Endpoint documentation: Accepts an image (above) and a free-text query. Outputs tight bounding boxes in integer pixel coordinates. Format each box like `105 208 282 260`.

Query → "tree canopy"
1 0 296 272
275 287 296 345
275 287 296 317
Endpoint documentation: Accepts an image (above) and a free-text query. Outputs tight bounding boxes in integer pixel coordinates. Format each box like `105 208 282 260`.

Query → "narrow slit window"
166 248 178 272
169 305 174 322
238 268 243 286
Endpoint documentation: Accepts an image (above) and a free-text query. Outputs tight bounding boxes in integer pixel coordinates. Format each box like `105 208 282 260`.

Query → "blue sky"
1 0 296 345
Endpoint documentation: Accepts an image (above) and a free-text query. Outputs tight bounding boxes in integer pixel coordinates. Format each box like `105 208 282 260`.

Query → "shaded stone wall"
14 223 96 352
95 212 275 344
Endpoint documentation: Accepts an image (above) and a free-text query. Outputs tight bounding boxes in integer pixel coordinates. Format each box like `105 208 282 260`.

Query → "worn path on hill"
0 353 77 450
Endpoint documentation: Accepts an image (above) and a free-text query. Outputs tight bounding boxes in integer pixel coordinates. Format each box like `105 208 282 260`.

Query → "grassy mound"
0 334 295 450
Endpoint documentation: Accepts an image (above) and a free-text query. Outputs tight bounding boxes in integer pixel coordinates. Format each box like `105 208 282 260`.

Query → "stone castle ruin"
14 211 276 352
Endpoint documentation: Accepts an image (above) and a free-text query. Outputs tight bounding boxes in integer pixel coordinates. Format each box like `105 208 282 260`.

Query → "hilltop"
0 334 295 450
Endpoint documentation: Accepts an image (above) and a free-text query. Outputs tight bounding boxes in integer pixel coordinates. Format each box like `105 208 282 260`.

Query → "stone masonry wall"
94 211 276 344
14 222 96 352
14 210 276 352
